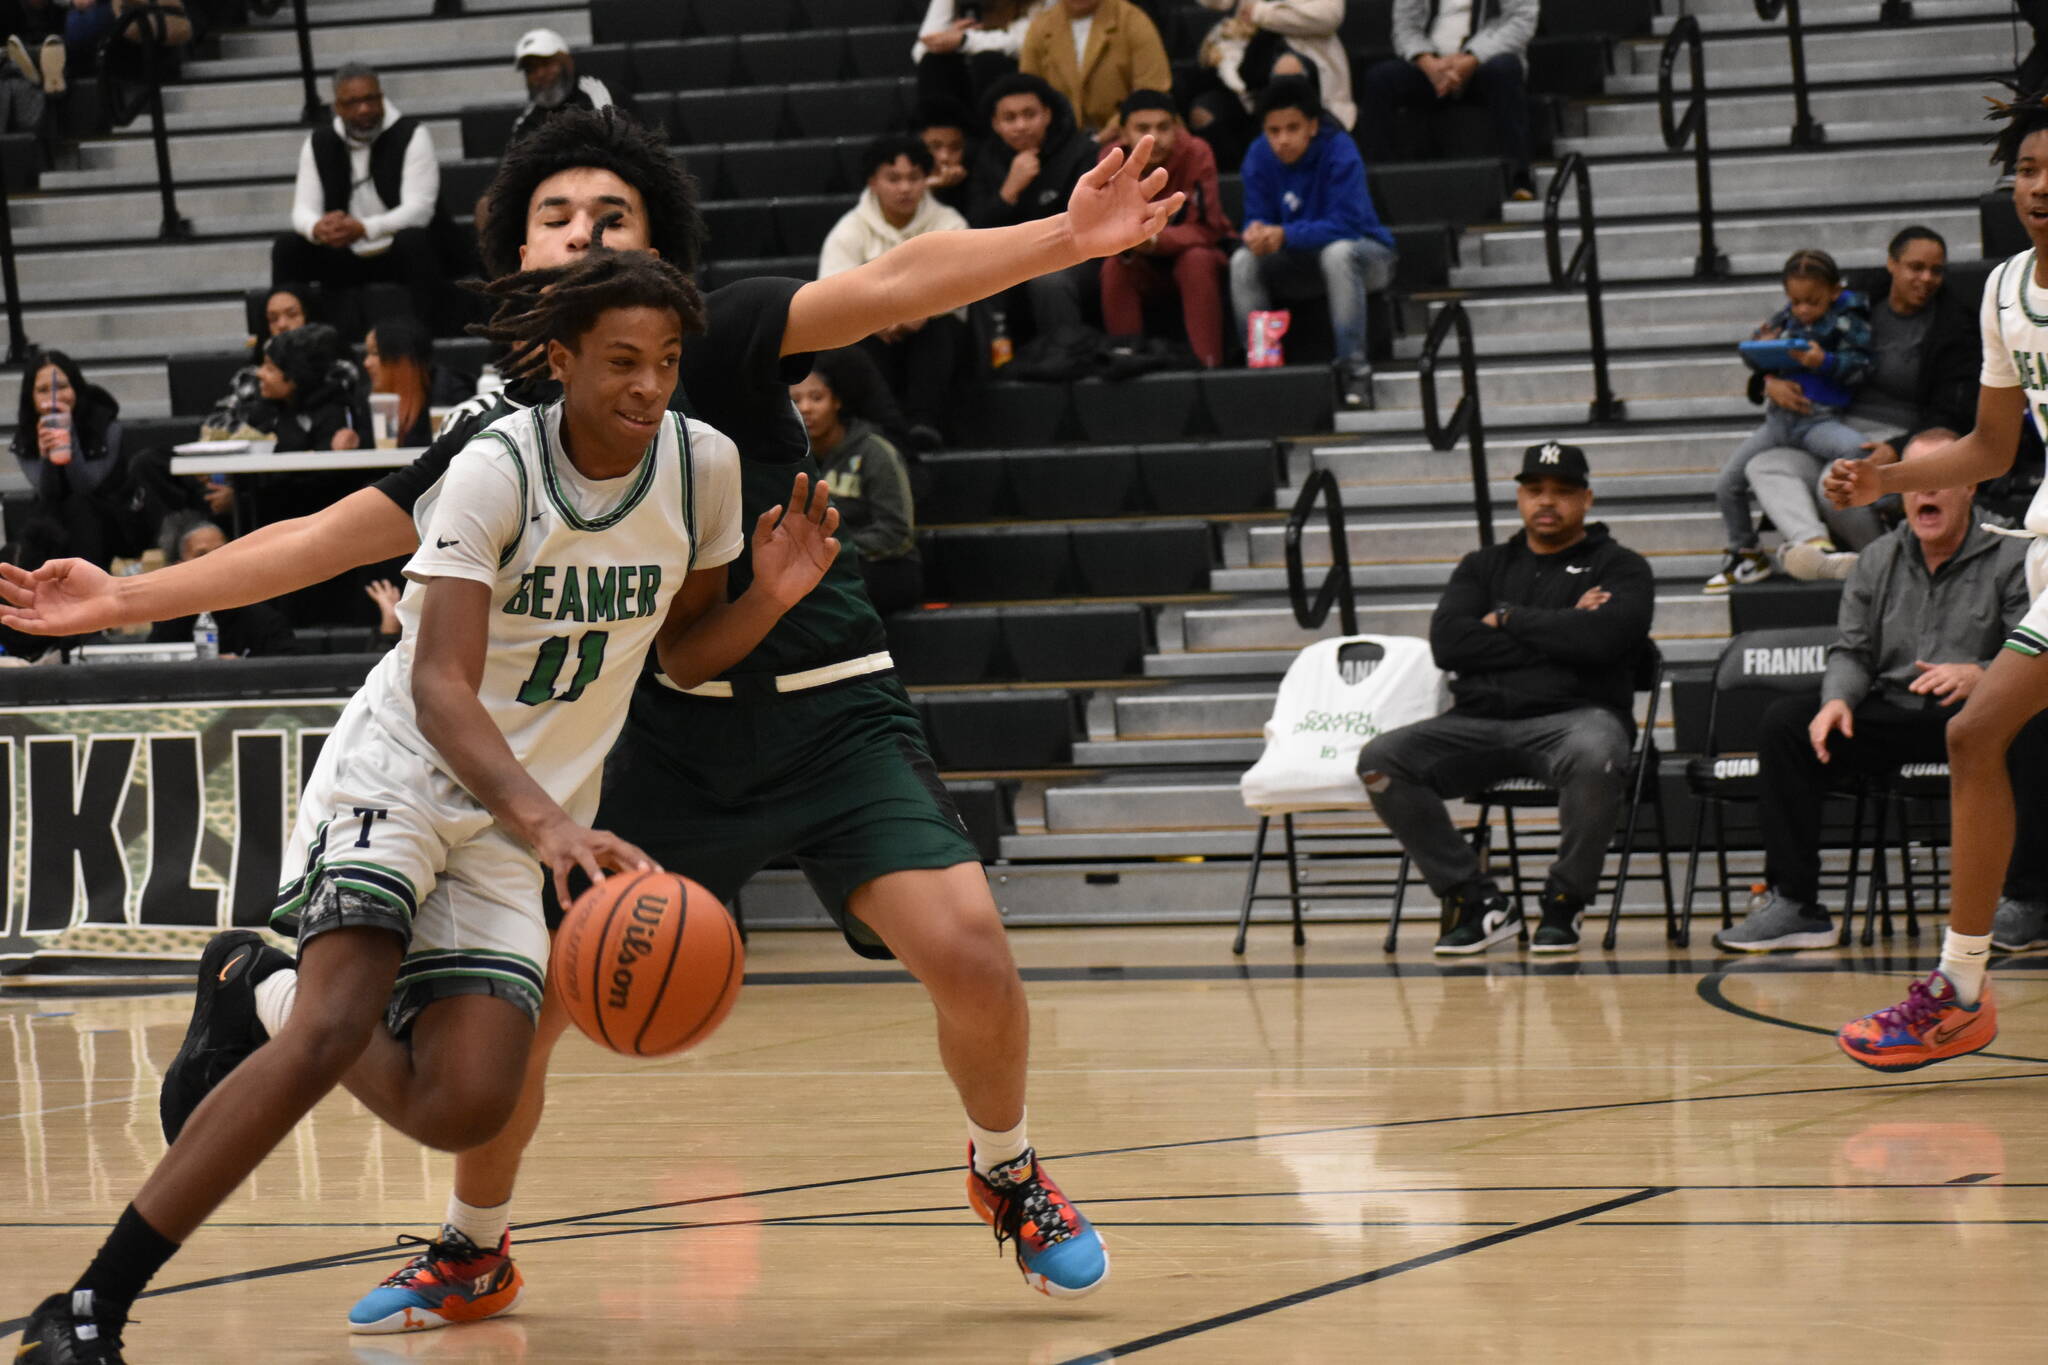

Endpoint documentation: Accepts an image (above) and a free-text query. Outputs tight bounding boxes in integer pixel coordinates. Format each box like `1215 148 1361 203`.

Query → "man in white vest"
1357 442 1653 955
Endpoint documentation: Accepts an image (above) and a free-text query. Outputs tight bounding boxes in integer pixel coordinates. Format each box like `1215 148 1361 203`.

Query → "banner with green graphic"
0 698 348 939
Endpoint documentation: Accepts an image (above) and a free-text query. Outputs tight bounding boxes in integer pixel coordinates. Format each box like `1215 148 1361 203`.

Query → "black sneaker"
159 930 292 1144
1335 361 1375 411
18 1290 127 1363
1531 891 1584 954
1435 887 1520 955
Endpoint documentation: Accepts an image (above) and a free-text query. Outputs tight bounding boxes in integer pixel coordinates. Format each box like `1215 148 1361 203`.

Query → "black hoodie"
967 85 1094 229
1429 522 1656 727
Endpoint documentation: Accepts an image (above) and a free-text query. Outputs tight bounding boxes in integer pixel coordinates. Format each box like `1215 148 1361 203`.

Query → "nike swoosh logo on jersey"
437 537 459 549
1566 565 1592 574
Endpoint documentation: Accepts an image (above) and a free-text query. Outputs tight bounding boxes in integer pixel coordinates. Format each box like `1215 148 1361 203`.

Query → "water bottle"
476 362 504 396
193 611 220 660
40 404 72 467
988 308 1013 370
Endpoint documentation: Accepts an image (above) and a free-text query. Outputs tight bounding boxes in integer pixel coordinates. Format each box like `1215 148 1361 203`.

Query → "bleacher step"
1499 142 1988 220
1213 552 1727 594
1 240 267 304
1602 49 1998 96
52 120 462 189
164 66 508 129
1176 591 1728 653
1247 509 1723 566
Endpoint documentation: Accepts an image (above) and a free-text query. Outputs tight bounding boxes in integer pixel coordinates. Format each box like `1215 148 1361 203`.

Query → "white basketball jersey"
1979 249 2048 536
356 402 742 820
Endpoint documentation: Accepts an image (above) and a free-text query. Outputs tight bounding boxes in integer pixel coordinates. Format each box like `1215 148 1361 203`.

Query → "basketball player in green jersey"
1825 92 2048 1069
0 107 1182 1315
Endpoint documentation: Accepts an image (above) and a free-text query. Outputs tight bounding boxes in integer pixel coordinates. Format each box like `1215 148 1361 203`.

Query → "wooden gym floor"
3 925 2046 1362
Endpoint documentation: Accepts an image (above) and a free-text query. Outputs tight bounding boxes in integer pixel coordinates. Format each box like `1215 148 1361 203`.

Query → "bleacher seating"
0 0 2017 934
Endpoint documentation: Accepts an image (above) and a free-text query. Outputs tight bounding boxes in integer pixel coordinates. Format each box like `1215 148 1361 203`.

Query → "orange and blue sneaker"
1837 970 1997 1072
347 1227 524 1334
965 1145 1108 1298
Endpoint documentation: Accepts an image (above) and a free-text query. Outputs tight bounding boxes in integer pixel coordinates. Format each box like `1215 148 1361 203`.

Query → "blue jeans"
1229 237 1398 369
1716 403 1870 550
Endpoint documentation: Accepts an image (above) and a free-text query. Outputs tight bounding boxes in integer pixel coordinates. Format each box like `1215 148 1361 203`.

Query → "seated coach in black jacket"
1357 442 1655 956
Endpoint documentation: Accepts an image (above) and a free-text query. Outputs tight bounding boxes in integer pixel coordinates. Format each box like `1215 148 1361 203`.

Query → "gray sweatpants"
1356 706 1632 904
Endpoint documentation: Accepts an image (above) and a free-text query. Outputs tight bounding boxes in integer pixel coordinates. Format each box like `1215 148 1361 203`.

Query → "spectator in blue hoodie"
1227 77 1397 409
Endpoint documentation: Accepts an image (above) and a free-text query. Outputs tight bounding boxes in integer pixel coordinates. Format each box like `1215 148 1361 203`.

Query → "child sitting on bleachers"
1707 248 1873 592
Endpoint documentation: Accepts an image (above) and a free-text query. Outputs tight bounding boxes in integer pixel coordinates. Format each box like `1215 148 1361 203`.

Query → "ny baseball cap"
1515 440 1591 488
513 28 570 66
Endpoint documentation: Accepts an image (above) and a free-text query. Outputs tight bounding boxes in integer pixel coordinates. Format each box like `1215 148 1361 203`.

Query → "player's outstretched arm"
0 486 418 635
1825 385 2026 508
411 574 652 904
653 473 841 690
781 135 1186 355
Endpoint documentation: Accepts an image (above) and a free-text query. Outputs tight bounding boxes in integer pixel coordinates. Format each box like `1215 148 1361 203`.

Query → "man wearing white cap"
510 27 611 145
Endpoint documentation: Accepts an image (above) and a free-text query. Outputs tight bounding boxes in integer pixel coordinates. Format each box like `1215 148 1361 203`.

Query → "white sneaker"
1705 549 1772 593
1782 538 1857 582
41 36 64 95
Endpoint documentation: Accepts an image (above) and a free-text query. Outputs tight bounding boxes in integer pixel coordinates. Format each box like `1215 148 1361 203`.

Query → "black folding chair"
1679 627 1884 947
1384 644 1674 950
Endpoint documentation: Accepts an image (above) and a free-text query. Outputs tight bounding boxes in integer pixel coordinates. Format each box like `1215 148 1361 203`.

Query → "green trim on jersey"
472 428 530 568
535 402 659 532
2007 625 2048 658
672 412 698 569
2018 251 2048 329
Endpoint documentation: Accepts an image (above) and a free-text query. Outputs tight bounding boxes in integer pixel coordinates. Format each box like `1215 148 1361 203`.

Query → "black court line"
1948 1172 2001 1183
1052 1188 1673 1363
1696 965 2048 1065
1586 1219 2048 1226
748 955 2048 988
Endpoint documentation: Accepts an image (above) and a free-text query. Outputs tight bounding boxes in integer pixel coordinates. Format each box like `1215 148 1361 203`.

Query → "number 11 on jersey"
517 631 610 706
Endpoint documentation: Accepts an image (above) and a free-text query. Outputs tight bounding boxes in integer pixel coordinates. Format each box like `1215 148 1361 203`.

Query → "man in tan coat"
1019 0 1170 145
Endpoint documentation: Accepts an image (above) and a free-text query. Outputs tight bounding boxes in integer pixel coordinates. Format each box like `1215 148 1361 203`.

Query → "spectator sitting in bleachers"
3 1 65 99
910 95 976 215
1754 226 1986 581
273 62 441 332
1715 430 2048 952
792 353 924 617
1098 90 1231 368
968 73 1097 337
1 0 62 132
1358 442 1655 956
260 285 307 343
914 1 1047 113
1229 76 1397 410
1709 249 1873 593
1188 0 1355 170
145 512 299 658
1019 0 1170 145
363 314 476 448
820 134 970 450
509 27 612 148
259 323 368 457
1359 0 1539 200
11 349 153 570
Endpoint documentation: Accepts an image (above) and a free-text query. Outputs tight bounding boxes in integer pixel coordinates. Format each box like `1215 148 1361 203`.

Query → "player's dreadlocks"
474 249 706 389
1989 83 2048 174
480 106 706 279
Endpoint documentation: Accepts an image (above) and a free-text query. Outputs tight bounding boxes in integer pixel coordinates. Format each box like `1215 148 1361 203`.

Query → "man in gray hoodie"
1718 431 2048 951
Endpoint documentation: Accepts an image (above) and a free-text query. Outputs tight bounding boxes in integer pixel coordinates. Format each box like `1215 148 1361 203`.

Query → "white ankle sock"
252 969 297 1038
443 1194 510 1251
968 1112 1030 1176
1939 930 1992 1006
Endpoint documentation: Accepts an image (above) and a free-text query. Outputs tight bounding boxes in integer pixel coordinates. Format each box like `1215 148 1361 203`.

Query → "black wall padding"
1007 448 1138 519
921 691 1076 770
1071 523 1213 597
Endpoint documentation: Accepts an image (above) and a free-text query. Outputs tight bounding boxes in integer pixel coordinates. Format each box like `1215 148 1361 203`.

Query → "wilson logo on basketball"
606 895 667 1010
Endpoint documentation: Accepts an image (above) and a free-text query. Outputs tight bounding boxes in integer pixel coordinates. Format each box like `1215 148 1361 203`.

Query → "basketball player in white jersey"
16 251 841 1363
1822 92 2048 1070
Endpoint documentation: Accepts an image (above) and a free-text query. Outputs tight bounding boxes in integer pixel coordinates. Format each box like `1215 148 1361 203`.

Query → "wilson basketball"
552 871 744 1057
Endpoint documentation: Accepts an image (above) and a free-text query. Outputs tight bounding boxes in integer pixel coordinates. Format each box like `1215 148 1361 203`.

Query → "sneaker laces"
379 1230 483 1288
984 1155 1072 1254
1871 977 1949 1033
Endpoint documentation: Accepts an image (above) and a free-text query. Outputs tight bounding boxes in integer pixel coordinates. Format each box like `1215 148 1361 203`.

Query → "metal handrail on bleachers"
108 1 191 241
0 169 25 363
1753 0 1825 146
1542 155 1625 426
1416 301 1494 546
1657 15 1730 282
1284 468 1358 636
